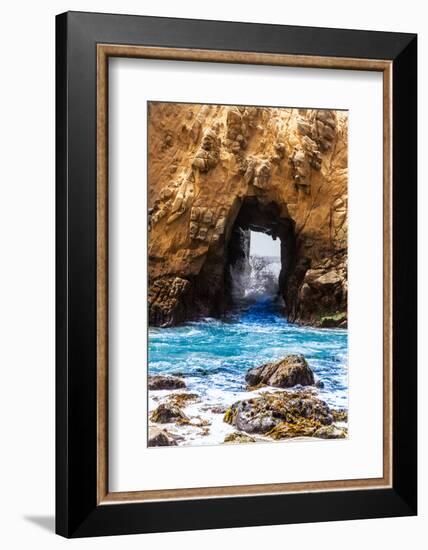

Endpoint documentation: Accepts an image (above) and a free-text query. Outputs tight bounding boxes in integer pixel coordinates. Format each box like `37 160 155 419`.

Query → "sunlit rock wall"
148 102 348 327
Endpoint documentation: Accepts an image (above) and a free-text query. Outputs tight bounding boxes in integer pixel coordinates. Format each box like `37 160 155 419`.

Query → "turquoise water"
148 298 348 410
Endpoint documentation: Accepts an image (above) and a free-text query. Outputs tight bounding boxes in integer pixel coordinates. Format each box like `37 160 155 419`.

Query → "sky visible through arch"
249 230 280 258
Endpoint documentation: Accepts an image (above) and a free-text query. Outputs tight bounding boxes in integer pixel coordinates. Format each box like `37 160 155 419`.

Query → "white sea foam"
230 255 282 306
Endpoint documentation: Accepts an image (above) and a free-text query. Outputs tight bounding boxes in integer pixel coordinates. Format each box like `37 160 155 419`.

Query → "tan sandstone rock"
148 102 348 326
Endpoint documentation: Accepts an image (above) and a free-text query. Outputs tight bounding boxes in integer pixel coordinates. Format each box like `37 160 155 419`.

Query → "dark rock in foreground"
312 425 347 439
224 432 256 444
224 390 337 437
166 392 199 407
332 408 348 423
267 419 319 438
267 420 347 439
148 426 178 446
246 355 315 389
150 403 189 424
148 374 186 390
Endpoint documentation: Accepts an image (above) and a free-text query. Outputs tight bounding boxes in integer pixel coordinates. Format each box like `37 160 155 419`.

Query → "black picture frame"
56 10 417 538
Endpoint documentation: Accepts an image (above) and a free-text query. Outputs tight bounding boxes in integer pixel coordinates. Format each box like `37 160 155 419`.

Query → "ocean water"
148 257 348 446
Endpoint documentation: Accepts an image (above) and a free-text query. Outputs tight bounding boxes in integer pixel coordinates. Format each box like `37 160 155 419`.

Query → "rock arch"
148 102 348 327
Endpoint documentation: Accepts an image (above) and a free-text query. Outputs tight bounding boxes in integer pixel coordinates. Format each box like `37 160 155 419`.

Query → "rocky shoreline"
148 354 348 447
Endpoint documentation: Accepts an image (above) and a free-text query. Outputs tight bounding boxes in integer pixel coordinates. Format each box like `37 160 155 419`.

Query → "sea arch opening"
225 196 297 315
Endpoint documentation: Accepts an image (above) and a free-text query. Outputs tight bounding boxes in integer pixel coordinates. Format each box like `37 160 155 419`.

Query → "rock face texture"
245 354 315 388
148 102 348 326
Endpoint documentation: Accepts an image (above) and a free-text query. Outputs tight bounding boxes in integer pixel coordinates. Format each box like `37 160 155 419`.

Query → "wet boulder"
224 432 256 444
313 425 347 439
148 427 178 447
246 354 315 388
267 418 322 439
148 375 186 390
224 390 333 435
331 409 348 423
224 399 278 434
150 403 189 424
267 419 347 440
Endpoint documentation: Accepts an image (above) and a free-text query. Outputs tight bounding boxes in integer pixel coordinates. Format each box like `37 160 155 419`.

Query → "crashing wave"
230 255 282 305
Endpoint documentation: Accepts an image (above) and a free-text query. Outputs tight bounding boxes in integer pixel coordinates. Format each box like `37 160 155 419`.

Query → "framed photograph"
56 11 417 538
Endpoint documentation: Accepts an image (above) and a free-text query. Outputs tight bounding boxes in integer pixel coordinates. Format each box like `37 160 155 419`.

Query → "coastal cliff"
148 102 348 327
